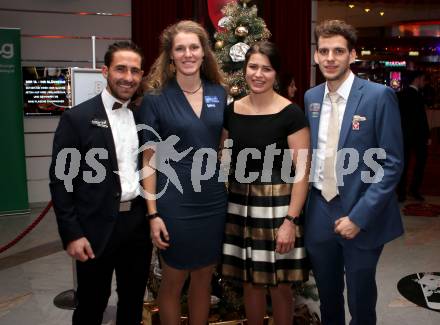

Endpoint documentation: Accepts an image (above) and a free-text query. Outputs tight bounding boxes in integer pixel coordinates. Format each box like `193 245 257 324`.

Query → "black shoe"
409 191 425 201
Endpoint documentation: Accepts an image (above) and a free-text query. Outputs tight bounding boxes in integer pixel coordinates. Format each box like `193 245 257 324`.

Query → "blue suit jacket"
304 76 404 249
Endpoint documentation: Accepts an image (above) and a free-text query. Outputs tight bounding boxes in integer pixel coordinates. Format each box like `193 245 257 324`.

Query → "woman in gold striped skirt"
221 41 311 325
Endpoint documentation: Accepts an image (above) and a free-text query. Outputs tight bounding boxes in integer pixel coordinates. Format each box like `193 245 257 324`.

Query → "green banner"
0 28 29 215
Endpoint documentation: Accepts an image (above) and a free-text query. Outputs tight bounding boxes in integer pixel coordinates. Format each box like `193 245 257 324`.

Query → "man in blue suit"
304 20 404 325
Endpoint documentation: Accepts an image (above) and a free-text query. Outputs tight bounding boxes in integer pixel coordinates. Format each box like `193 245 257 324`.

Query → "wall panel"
1 0 131 203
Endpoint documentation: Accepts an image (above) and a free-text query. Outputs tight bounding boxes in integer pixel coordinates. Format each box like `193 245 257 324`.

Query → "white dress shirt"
101 88 140 201
313 72 355 190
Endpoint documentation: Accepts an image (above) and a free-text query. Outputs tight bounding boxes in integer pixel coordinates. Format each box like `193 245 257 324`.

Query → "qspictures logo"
54 124 388 199
0 43 14 59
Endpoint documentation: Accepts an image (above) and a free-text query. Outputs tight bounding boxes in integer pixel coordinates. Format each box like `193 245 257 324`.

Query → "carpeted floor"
403 203 440 217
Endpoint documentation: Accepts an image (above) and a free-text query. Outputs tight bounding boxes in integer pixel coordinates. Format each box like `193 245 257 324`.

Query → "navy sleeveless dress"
138 79 227 269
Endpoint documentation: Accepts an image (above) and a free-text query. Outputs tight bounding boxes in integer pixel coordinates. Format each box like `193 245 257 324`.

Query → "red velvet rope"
0 201 53 254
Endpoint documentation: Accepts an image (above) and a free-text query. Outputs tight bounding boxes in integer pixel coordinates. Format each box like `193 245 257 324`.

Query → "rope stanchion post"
53 258 78 310
53 288 77 310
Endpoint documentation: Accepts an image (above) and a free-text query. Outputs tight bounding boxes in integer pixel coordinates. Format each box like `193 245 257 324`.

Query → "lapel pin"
352 115 366 130
309 103 321 118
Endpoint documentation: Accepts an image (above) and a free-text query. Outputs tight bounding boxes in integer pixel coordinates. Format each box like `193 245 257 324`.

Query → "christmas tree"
213 0 271 98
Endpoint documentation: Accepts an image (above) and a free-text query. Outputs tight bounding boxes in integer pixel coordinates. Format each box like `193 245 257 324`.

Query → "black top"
224 102 308 172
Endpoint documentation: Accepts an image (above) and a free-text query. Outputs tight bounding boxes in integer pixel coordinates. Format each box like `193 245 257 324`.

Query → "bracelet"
285 214 300 225
147 212 160 220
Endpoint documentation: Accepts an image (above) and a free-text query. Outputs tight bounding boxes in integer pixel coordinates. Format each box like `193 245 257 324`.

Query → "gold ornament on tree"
234 26 249 38
230 85 240 96
215 40 224 50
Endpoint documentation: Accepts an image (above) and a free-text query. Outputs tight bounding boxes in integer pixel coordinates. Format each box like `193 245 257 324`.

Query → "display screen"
22 67 71 116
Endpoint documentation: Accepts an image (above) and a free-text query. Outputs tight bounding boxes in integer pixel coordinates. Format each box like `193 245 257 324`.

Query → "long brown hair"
145 20 224 91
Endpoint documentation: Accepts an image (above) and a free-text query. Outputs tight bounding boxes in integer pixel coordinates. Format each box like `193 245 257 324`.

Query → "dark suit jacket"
49 94 146 257
304 76 404 249
398 86 430 144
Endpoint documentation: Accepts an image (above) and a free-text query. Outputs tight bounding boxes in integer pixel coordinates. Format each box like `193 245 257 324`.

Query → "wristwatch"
147 212 160 220
285 214 300 225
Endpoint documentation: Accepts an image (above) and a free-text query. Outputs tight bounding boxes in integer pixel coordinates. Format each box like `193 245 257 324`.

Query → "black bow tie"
112 101 136 110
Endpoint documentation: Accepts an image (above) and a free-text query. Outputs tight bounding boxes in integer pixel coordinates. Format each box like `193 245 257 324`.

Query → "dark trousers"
72 201 152 325
397 139 428 195
305 189 383 325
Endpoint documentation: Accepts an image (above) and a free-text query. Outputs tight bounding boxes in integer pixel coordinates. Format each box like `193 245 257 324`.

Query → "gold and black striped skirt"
221 173 309 286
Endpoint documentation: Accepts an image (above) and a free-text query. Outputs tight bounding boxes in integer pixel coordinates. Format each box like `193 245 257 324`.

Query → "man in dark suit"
49 41 151 325
397 70 429 202
304 20 404 325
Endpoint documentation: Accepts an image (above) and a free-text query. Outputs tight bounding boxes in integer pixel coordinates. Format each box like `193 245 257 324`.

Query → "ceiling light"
379 11 385 16
364 8 371 13
348 4 355 9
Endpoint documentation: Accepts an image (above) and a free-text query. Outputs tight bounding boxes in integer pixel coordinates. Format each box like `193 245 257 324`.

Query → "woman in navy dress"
138 20 227 324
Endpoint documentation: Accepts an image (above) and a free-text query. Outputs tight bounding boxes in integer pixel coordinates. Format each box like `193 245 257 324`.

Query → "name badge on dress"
205 96 219 108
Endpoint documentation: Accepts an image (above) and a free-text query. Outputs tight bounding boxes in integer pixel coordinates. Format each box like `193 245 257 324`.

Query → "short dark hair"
244 41 282 76
407 70 425 84
104 41 143 67
315 20 357 51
